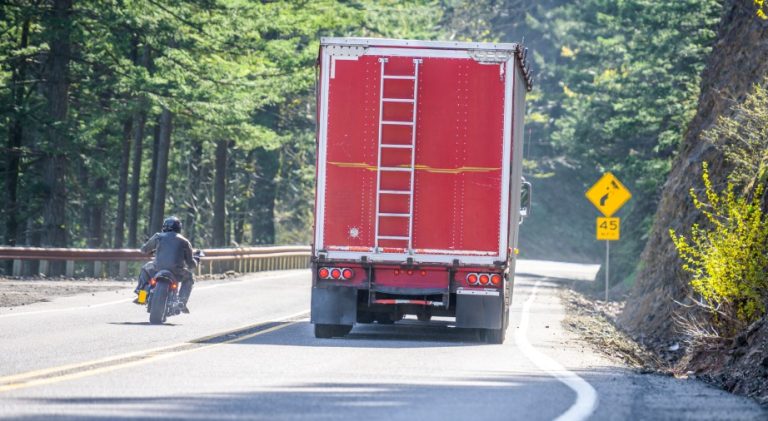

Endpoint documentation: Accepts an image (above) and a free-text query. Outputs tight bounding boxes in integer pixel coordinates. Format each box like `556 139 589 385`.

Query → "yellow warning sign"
596 217 620 241
585 172 632 217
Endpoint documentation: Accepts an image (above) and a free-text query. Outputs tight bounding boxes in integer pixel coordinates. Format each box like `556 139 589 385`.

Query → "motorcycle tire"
149 282 170 325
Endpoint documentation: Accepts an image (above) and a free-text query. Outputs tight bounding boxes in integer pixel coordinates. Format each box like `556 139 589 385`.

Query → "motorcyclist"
137 216 198 313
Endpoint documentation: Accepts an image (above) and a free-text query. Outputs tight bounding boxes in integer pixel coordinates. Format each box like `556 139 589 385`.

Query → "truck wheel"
314 324 336 338
357 312 375 324
375 313 395 324
484 328 506 344
336 324 353 336
314 324 352 338
417 312 431 322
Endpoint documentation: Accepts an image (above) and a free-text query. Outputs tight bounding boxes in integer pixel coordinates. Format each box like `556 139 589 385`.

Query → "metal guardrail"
0 246 311 278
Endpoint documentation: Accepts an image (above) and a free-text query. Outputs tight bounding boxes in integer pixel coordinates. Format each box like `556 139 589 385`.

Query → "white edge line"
514 280 598 421
0 271 308 319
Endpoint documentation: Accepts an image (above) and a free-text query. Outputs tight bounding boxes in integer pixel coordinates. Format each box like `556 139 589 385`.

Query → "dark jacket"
141 232 197 273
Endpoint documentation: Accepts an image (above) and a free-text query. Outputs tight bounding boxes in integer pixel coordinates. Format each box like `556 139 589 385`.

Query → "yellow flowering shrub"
670 163 768 329
757 0 768 20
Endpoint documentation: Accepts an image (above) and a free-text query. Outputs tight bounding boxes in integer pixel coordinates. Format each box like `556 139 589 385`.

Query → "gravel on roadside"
0 271 243 309
560 287 671 374
0 277 132 308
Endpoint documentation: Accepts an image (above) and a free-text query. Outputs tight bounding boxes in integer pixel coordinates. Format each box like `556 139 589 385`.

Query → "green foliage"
704 83 768 189
490 0 724 279
670 163 768 329
0 0 448 250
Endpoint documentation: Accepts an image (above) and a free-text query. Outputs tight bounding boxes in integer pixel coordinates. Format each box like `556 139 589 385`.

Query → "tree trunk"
234 212 244 245
250 148 279 245
23 218 41 276
149 107 172 235
185 141 203 244
79 159 90 245
128 111 146 246
5 17 30 251
127 43 149 247
213 139 228 247
3 17 30 275
147 121 161 235
42 0 73 275
114 119 132 248
89 137 107 248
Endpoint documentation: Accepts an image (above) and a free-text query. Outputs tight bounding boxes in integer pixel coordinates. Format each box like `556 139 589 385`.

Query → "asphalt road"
0 261 765 421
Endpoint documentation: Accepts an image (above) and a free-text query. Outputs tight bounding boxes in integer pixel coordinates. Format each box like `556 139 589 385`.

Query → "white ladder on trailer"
374 58 422 253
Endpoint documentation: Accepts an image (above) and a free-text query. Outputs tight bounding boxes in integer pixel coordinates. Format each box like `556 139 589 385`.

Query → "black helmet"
162 216 182 233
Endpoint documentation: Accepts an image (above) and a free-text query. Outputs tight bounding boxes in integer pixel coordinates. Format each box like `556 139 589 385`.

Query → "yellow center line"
0 312 309 393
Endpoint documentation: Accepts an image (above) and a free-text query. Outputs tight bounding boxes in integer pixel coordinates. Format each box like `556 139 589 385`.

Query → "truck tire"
484 327 506 344
375 313 395 324
417 312 432 322
149 282 169 325
357 312 375 324
314 324 352 338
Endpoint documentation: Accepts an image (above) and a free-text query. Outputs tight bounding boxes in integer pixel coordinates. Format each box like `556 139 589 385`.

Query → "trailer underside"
310 260 512 343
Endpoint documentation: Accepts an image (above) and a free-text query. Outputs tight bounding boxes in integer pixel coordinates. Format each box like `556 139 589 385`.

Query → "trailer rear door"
315 39 523 265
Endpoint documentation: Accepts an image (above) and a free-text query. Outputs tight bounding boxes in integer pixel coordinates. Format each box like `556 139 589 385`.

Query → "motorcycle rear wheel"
149 282 170 325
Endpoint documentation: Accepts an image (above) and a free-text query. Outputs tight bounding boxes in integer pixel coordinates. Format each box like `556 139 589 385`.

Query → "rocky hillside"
619 1 768 343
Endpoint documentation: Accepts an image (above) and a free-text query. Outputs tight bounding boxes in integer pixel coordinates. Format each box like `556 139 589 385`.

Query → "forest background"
0 0 722 282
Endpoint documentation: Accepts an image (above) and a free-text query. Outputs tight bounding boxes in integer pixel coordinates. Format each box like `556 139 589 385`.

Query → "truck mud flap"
311 286 357 325
455 290 503 329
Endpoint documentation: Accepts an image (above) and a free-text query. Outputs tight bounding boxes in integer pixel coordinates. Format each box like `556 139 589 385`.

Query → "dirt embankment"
614 0 768 405
565 285 768 406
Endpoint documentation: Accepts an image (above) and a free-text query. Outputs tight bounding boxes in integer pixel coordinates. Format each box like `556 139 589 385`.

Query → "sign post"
586 173 631 301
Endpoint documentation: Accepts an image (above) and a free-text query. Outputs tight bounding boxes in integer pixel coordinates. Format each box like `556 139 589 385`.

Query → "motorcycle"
139 250 203 325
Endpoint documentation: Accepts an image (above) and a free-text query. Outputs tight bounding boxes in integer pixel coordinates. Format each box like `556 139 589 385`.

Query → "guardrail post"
119 261 128 277
65 260 75 277
93 261 102 278
12 260 22 276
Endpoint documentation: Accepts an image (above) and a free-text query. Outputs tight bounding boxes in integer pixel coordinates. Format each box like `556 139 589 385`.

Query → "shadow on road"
6 366 765 421
5 374 576 421
233 321 488 349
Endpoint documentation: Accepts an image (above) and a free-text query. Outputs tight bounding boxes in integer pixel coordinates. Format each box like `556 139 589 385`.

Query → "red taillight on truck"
465 272 502 287
490 274 502 286
320 267 354 280
467 273 478 285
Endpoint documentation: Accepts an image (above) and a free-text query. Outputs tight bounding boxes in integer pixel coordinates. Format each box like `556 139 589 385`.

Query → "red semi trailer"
311 37 533 343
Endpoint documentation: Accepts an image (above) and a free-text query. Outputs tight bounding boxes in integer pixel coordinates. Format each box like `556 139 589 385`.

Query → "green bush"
670 163 768 330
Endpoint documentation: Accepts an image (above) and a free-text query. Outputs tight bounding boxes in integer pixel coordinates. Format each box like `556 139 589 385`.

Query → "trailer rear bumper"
455 289 504 329
311 286 357 325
